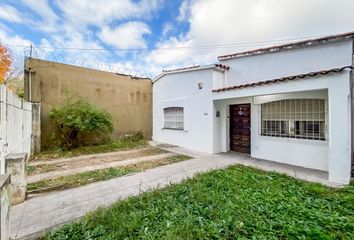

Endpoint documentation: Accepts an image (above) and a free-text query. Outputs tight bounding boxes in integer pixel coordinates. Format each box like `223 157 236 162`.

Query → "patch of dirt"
28 147 168 175
27 154 192 197
155 144 177 148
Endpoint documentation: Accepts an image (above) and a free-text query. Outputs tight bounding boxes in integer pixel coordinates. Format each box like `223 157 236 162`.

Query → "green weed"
28 155 192 194
46 165 354 239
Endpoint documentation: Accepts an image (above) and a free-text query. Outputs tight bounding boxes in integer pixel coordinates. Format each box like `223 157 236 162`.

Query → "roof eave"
152 64 229 83
212 66 353 93
218 31 354 61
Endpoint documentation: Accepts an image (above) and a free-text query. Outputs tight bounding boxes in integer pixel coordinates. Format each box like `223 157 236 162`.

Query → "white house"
152 32 354 185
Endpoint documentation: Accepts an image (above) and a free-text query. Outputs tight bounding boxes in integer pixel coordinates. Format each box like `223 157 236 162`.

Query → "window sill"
162 128 188 132
259 135 328 145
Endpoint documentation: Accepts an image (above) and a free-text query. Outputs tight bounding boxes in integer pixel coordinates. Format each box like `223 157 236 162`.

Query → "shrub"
49 95 113 149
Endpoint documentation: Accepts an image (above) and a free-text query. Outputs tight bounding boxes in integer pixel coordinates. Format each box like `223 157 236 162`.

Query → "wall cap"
5 153 28 162
0 174 11 189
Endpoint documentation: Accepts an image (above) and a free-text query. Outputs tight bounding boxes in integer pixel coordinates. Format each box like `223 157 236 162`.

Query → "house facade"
153 32 354 184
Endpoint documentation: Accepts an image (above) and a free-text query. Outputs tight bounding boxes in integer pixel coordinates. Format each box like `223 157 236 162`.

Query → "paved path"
11 148 335 240
12 152 235 240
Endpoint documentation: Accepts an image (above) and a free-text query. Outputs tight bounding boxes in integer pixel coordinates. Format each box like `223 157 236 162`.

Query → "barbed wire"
29 46 155 78
3 46 154 79
4 33 332 80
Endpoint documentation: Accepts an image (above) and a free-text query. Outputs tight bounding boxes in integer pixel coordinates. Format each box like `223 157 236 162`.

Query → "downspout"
351 40 354 179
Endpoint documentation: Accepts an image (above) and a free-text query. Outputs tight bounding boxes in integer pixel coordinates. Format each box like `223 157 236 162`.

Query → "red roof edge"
214 64 230 71
212 66 353 93
218 31 354 61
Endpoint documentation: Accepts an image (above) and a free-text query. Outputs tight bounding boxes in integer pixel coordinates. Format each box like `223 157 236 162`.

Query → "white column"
328 72 352 184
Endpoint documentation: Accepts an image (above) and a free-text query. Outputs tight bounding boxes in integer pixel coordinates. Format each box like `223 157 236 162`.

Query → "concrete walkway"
11 152 234 240
11 148 335 240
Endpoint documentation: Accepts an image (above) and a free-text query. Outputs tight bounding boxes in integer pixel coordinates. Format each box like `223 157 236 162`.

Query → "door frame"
229 103 251 154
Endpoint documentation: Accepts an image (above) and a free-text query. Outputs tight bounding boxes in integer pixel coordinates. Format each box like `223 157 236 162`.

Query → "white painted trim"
153 64 225 82
253 90 327 104
258 135 329 146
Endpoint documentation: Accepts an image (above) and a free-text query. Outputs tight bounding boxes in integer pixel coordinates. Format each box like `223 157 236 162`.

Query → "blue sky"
1 0 354 77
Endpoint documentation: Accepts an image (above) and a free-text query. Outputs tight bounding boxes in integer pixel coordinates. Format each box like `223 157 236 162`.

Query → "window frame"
260 99 326 141
163 107 184 131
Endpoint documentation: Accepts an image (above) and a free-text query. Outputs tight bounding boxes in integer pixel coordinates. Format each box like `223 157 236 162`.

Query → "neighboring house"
24 59 152 150
153 31 354 185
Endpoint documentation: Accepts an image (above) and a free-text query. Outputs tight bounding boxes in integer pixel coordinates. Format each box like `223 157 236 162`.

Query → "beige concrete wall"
24 58 152 149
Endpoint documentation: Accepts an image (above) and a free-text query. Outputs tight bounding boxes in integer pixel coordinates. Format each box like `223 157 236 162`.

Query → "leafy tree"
0 44 12 83
49 95 114 149
5 54 25 97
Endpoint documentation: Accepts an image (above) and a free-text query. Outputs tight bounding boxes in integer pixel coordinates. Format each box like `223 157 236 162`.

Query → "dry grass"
27 148 168 175
28 154 192 194
31 135 148 161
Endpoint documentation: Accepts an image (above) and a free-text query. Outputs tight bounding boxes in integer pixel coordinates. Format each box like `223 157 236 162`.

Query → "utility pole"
29 44 33 59
28 44 33 101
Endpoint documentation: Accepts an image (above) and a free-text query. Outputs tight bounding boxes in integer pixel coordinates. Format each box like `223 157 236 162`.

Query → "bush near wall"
49 95 113 149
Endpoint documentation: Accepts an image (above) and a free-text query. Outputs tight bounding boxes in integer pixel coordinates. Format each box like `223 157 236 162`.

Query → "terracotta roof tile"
214 64 230 70
212 66 353 93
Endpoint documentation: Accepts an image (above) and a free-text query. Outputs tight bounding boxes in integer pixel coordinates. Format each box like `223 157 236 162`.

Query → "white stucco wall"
153 39 353 184
213 90 329 171
252 91 329 172
212 69 226 90
212 71 352 184
152 69 215 153
220 40 353 87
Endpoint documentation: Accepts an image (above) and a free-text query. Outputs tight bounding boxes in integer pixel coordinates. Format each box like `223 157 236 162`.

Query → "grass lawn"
30 135 147 161
28 155 192 194
46 166 354 240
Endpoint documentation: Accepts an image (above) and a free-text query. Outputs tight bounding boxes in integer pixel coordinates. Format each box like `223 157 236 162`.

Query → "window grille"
261 99 326 140
164 107 184 130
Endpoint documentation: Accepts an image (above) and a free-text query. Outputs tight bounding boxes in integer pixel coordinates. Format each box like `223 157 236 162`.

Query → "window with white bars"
261 99 326 140
164 107 184 130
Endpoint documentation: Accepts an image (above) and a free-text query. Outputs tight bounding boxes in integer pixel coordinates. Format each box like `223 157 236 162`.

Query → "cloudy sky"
1 0 354 77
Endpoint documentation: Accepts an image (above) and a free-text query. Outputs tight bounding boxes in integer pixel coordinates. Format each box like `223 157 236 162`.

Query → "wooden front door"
230 104 251 153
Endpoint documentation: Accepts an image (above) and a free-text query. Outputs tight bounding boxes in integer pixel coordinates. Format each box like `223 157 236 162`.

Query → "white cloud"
0 28 31 47
177 0 192 22
16 0 160 71
21 0 59 32
0 4 22 23
99 21 151 49
146 37 194 66
55 0 162 28
145 0 354 73
22 0 58 21
3 0 354 79
162 22 173 37
0 27 32 60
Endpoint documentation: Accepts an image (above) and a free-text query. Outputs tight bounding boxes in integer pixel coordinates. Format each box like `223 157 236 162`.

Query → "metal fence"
0 84 32 174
